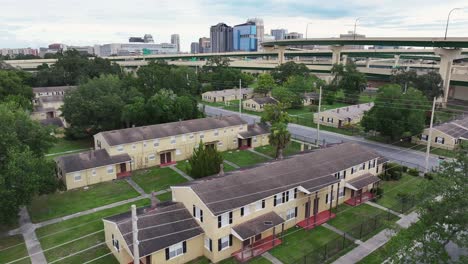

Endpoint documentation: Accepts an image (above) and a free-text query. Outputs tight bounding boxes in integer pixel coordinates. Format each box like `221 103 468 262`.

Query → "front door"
254 234 261 242
305 201 310 218
243 239 251 247
160 152 172 165
120 163 126 172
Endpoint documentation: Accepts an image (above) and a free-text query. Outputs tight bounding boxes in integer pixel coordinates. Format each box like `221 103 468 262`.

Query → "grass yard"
175 160 236 176
46 138 93 159
255 141 304 158
376 174 424 213
156 191 173 202
0 235 30 264
328 204 398 241
132 167 188 194
366 136 457 158
28 180 139 223
270 226 349 264
36 199 149 264
223 149 269 167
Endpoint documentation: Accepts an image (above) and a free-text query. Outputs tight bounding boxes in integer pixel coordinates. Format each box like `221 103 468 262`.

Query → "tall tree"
361 84 429 141
271 86 299 108
262 103 291 159
271 61 309 84
0 70 33 109
414 71 444 99
330 62 367 104
255 73 276 95
188 142 224 178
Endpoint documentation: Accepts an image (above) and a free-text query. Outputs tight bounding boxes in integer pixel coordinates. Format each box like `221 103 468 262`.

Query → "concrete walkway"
322 223 362 244
248 148 274 160
45 148 92 157
224 159 240 169
365 201 404 218
125 178 147 195
262 252 283 264
168 165 194 181
19 207 47 264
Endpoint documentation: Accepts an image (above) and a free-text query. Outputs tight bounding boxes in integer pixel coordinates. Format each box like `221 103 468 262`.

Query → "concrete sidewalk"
224 159 240 169
365 201 404 218
19 207 47 264
248 148 274 160
169 165 194 181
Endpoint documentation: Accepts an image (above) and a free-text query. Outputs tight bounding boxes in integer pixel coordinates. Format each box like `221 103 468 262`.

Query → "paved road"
204 106 440 170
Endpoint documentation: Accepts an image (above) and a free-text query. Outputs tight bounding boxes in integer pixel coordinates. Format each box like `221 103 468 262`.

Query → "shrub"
188 141 224 178
407 168 420 176
401 165 408 173
385 162 403 180
308 105 318 112
424 172 435 180
371 187 384 201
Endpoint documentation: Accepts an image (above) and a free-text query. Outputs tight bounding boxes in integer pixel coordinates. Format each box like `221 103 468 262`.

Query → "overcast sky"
1 0 468 52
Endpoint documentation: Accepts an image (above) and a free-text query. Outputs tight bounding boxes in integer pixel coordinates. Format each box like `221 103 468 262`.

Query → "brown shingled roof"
232 212 284 240
55 149 130 173
99 115 247 146
251 97 278 105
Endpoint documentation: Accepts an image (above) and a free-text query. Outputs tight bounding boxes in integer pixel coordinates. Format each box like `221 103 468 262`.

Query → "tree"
414 71 444 99
271 61 309 84
390 68 418 91
188 142 224 178
388 143 468 263
262 103 291 159
0 70 33 109
0 102 57 224
330 62 367 104
255 73 276 95
271 86 299 108
261 103 290 124
361 84 428 141
201 57 254 90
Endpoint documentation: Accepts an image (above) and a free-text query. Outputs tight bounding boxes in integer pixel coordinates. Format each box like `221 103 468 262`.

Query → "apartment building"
243 97 278 112
412 116 468 150
56 116 269 190
103 143 385 264
314 103 374 128
32 86 76 98
31 86 77 127
202 88 254 103
303 92 319 106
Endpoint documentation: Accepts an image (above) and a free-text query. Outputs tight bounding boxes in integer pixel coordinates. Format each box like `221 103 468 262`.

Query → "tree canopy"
271 61 310 84
201 57 254 90
254 73 276 95
329 62 367 104
188 142 224 178
361 84 429 140
391 69 444 100
262 103 291 159
0 70 34 109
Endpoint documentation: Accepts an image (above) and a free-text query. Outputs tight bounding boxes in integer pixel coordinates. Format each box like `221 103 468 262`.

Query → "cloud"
0 0 467 51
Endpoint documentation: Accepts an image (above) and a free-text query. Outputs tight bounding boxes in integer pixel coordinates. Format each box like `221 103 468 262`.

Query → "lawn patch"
176 159 236 176
28 180 139 223
132 167 188 194
46 138 93 159
255 141 304 158
156 191 172 202
376 174 423 213
223 150 269 167
37 199 149 264
0 235 30 264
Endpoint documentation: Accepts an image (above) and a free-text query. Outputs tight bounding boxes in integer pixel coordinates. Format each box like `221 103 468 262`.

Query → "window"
153 139 159 147
274 194 283 206
73 172 81 182
143 141 147 147
96 140 101 149
289 189 295 201
256 200 265 211
92 169 96 176
204 237 212 251
326 193 334 204
189 133 194 139
334 170 346 179
327 117 334 123
107 166 114 174
112 234 120 252
253 136 257 143
193 205 203 222
240 205 250 217
339 188 345 198
239 125 243 131
351 166 358 174
199 133 204 139
165 241 186 260
286 207 298 220
218 211 232 228
182 135 186 141
369 159 376 169
420 134 428 141
218 235 232 251
435 137 445 144
214 129 219 136
233 139 237 144
218 141 223 147
360 163 366 170
132 144 136 150
148 154 155 161
176 149 181 155
171 136 176 144
117 145 124 152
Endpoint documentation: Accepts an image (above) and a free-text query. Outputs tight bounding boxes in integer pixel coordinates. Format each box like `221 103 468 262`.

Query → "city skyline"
1 0 468 52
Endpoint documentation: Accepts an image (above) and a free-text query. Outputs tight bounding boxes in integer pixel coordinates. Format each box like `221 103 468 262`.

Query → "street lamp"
305 23 313 39
444 7 462 40
353 17 363 40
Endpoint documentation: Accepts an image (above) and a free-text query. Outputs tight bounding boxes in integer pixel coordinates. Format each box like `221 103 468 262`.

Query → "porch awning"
204 140 219 145
157 148 176 154
345 173 380 191
238 124 269 139
231 212 284 241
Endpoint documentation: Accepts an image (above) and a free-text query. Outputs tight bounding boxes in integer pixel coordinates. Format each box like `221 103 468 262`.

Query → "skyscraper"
247 18 264 51
233 21 257 52
210 23 233 53
190 42 199 54
198 37 211 53
271 29 288 40
143 34 154 43
171 34 180 52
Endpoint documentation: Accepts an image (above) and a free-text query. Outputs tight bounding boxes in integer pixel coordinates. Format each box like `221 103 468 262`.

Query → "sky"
1 0 468 52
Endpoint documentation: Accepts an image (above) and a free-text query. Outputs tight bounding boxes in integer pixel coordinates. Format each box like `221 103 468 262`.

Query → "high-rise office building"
190 42 199 54
144 34 154 43
171 34 180 52
233 21 257 52
271 29 288 40
210 23 233 53
263 34 275 42
198 37 211 53
247 18 264 51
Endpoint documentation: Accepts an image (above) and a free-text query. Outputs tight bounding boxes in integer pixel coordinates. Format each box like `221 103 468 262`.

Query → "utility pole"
425 97 436 173
239 79 242 116
131 205 140 264
316 86 322 146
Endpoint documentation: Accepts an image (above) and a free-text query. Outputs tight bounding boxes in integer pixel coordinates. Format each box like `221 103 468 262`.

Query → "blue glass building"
233 22 257 52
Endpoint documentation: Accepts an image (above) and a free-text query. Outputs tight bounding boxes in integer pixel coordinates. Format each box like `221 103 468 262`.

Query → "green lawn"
0 235 30 264
223 150 269 167
328 204 398 241
46 138 93 159
366 136 457 158
132 167 188 194
156 191 173 202
270 226 351 264
255 141 304 158
28 180 139 223
376 174 424 213
36 199 149 264
175 160 236 176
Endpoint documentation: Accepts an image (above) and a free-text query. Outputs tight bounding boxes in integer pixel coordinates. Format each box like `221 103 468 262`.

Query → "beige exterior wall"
243 100 265 112
313 112 361 128
150 235 204 264
202 90 253 103
411 128 459 150
103 220 134 264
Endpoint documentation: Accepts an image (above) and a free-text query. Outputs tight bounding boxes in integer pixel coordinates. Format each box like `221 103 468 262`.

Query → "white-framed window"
153 139 159 148
435 137 445 144
286 207 297 220
239 125 243 131
199 132 204 139
360 163 366 170
132 144 136 150
73 172 81 182
92 169 96 176
218 141 223 147
274 194 283 206
327 117 334 123
176 149 181 155
369 159 376 169
168 242 184 259
289 189 295 201
148 154 155 161
193 205 203 222
107 166 114 174
112 234 120 252
182 135 186 141
189 133 194 139
214 129 219 136
240 205 250 217
219 235 230 251
204 237 212 251
253 136 257 143
334 170 346 179
351 166 358 174
117 145 124 152
218 212 232 228
233 139 237 144
171 136 176 144
326 193 334 204
420 134 428 141
256 200 265 211
143 141 147 148
339 188 345 198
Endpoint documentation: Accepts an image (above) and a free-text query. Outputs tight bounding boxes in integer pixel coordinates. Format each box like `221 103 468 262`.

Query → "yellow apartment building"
202 88 254 103
412 116 468 150
314 103 374 128
243 97 278 112
103 143 386 264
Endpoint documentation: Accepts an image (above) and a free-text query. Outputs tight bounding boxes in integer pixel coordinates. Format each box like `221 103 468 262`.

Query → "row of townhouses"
55 115 269 190
103 143 387 264
412 116 468 150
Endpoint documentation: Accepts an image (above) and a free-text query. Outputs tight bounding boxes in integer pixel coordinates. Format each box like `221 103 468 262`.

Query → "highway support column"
434 48 462 104
330 45 344 65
